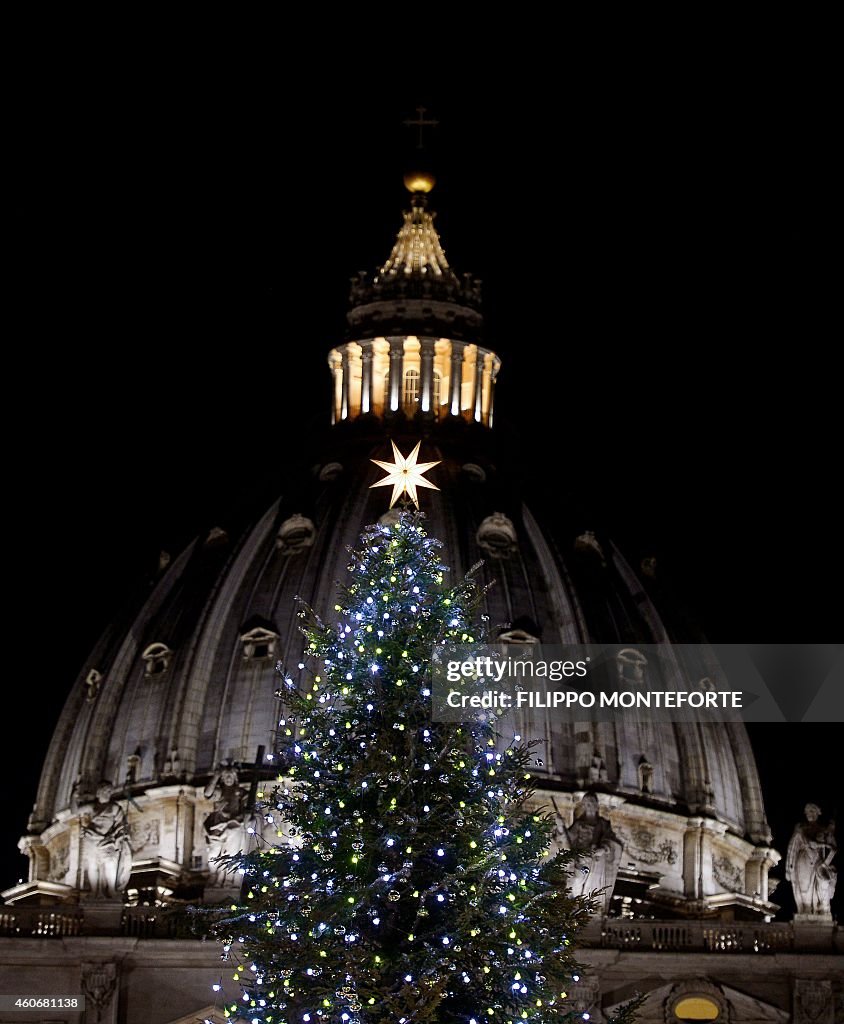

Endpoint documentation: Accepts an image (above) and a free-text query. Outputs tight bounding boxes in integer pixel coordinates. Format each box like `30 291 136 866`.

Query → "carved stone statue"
637 757 654 794
560 793 623 914
588 751 608 783
203 763 247 884
76 783 132 898
786 803 837 915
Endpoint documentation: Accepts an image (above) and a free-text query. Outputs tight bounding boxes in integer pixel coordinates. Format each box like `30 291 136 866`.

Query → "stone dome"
9 178 777 920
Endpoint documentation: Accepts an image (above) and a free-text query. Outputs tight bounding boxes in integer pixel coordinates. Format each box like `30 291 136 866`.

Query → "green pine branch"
200 510 627 1024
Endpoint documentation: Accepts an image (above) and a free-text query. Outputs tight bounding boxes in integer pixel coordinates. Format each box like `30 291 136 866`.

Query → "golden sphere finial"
403 170 436 194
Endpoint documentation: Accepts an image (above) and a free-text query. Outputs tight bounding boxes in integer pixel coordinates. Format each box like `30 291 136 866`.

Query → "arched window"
497 617 541 646
276 514 316 555
403 368 420 413
671 995 723 1022
638 755 654 793
432 369 442 412
616 648 648 685
142 643 173 677
84 669 102 703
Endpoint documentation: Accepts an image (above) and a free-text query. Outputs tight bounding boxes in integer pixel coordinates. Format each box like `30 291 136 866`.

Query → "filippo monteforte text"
445 689 744 709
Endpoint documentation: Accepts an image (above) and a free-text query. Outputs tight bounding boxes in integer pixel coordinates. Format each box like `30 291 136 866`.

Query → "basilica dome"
9 178 777 920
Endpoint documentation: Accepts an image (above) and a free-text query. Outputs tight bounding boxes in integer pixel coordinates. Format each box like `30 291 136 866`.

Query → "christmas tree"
210 509 617 1023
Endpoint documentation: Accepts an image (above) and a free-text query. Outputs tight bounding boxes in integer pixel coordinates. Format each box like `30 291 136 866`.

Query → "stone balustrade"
1 905 839 955
0 904 196 939
595 916 842 953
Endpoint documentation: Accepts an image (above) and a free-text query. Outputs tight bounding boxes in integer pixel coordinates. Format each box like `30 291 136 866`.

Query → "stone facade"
2 172 841 1022
0 918 840 1022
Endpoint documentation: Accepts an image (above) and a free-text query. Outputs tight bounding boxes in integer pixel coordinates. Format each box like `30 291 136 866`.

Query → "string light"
205 510 595 1023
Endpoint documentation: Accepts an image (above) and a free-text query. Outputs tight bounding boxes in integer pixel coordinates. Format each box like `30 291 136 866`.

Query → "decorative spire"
344 168 485 344
377 192 454 281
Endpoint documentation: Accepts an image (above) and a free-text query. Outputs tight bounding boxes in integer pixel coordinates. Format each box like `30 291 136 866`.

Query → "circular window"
673 996 721 1021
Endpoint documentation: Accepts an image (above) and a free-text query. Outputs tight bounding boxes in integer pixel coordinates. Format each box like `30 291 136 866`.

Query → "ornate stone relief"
615 825 678 867
81 962 118 1024
129 818 161 853
793 979 833 1024
713 854 743 892
47 835 70 882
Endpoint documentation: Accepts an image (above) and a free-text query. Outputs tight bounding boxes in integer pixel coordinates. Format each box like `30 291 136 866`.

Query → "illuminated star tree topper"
369 440 441 508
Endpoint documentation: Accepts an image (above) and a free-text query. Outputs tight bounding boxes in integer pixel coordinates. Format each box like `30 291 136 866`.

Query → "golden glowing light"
403 170 436 193
370 441 441 508
674 996 721 1021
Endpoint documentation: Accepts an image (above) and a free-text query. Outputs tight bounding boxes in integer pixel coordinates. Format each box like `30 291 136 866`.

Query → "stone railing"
0 906 837 953
121 906 198 939
599 918 795 953
0 904 197 940
0 907 84 938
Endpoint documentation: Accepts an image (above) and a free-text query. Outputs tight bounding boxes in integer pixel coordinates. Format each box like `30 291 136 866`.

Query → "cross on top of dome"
402 105 439 149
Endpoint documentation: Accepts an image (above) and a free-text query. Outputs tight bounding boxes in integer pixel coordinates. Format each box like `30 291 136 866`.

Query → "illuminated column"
746 847 778 903
341 347 351 420
472 350 484 423
420 337 435 418
449 341 465 417
329 353 342 425
361 342 373 415
388 336 404 415
488 360 499 428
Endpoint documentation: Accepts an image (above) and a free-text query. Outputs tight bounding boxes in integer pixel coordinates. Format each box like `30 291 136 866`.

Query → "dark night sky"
5 72 841 916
